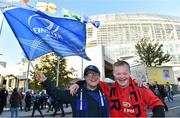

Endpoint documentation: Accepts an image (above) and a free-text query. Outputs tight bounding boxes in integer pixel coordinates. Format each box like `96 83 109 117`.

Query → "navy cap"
84 65 100 76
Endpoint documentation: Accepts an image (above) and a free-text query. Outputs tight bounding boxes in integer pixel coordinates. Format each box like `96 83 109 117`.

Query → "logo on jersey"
123 102 131 108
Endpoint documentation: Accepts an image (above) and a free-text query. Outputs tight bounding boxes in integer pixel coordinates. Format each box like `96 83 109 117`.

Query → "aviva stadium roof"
90 13 180 23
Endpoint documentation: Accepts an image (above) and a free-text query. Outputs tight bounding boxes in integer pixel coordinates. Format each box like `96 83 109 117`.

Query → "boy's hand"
35 71 47 83
69 84 79 96
130 75 143 87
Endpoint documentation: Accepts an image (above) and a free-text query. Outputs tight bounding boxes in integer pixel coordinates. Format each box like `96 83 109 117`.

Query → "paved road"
0 106 72 117
1 94 180 117
147 94 180 117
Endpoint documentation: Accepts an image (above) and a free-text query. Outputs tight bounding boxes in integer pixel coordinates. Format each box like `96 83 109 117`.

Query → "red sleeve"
139 87 163 110
99 81 110 98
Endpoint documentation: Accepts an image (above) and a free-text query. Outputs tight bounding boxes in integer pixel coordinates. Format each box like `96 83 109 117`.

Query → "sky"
0 0 180 74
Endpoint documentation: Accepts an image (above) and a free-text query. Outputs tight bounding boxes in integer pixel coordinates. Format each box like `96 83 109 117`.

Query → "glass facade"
86 13 180 64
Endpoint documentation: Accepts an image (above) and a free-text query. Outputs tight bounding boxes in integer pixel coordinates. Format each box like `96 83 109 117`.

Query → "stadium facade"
86 13 180 64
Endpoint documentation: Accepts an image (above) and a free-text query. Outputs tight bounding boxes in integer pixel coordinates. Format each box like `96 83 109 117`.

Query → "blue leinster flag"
2 7 90 61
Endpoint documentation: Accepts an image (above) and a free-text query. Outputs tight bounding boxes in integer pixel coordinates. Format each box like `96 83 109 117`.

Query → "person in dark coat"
31 91 43 117
0 86 8 115
158 85 168 111
9 88 19 117
52 99 65 117
0 86 3 115
25 91 32 112
39 91 45 110
147 83 155 94
18 88 24 111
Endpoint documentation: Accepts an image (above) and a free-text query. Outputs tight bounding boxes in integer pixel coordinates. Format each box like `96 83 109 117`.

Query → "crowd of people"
0 60 175 117
146 81 174 112
0 86 67 117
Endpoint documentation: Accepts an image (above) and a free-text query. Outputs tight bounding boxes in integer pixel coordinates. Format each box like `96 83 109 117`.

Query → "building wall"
67 45 105 80
147 66 174 84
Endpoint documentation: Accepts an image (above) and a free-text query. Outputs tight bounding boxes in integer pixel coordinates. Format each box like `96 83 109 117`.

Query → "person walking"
147 83 155 94
0 86 8 114
166 82 174 102
52 99 65 117
31 90 44 117
9 88 19 118
153 81 161 97
0 86 4 115
24 91 32 112
159 85 169 111
46 96 53 113
153 81 168 111
18 88 24 111
39 91 45 110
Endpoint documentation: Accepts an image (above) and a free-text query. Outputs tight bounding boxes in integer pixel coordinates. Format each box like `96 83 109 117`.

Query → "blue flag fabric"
81 16 100 28
2 7 90 61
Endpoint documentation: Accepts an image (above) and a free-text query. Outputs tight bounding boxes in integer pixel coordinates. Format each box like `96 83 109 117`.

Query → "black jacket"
42 79 109 117
9 92 19 108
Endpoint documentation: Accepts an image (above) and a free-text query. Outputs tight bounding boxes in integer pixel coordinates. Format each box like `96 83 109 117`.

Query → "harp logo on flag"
28 14 62 40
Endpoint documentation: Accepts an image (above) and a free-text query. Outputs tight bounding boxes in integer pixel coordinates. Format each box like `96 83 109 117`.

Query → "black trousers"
0 106 3 114
161 98 168 111
31 105 43 117
53 103 65 117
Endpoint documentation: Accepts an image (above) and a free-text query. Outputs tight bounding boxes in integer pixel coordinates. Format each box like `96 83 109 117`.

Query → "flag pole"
0 14 4 36
81 57 83 79
25 60 30 92
56 56 60 87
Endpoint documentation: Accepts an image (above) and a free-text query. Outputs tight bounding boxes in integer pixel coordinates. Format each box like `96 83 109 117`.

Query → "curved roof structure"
90 13 180 23
87 13 180 64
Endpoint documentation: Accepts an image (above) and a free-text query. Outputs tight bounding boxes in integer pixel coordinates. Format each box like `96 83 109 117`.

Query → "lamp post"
0 54 2 85
0 53 3 64
56 56 60 87
25 61 30 92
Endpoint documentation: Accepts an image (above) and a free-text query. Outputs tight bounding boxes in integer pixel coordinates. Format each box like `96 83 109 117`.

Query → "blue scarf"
76 86 109 117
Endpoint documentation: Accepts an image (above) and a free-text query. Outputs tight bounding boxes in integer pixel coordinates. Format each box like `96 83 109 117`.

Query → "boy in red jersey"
108 60 164 117
71 61 165 117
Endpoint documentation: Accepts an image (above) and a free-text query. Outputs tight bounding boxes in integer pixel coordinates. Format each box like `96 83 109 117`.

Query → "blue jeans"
167 91 173 102
10 107 19 118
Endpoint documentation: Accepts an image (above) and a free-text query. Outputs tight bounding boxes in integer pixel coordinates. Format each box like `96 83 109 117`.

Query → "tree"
135 37 172 66
29 53 75 90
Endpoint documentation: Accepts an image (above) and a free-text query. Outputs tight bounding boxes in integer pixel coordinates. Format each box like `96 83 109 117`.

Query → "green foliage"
135 37 172 66
29 79 43 91
29 53 75 90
